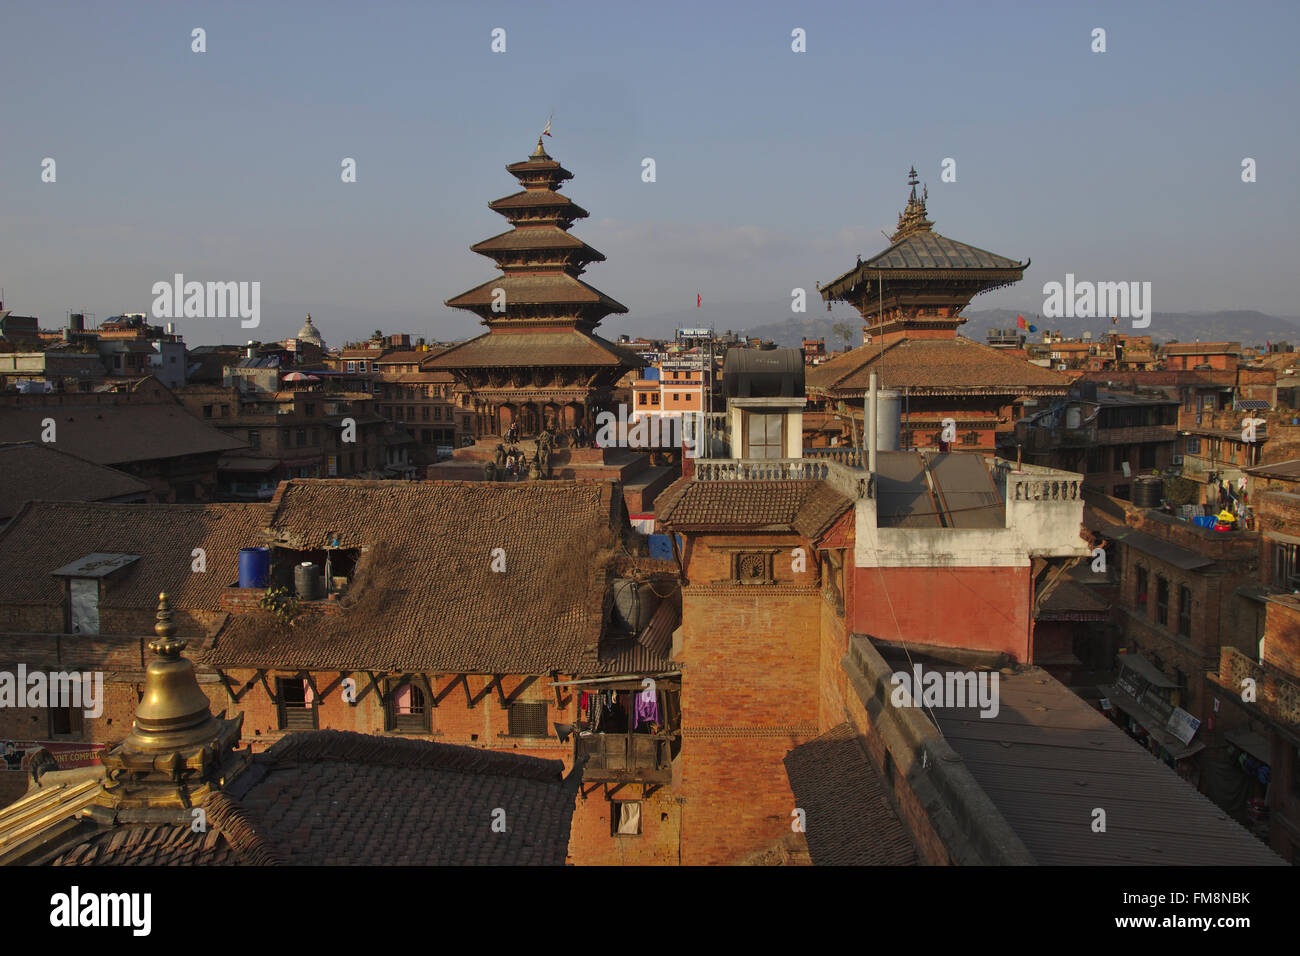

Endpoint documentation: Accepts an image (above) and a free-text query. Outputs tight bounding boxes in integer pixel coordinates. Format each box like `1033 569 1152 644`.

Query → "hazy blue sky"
2 0 1297 347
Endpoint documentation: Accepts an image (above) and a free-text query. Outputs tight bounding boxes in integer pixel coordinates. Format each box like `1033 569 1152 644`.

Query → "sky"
1 0 1297 347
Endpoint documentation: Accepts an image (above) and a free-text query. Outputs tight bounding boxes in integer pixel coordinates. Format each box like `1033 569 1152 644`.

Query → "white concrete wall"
853 467 1092 569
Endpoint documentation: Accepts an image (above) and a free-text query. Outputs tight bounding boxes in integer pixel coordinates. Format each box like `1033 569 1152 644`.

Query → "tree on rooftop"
832 322 855 351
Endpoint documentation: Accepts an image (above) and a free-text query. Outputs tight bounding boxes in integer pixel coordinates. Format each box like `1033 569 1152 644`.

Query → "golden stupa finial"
128 592 217 750
150 592 186 658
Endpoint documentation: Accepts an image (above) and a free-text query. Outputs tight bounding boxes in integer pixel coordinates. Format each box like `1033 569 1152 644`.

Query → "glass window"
746 412 783 459
1156 576 1169 626
1136 567 1148 609
1178 585 1192 637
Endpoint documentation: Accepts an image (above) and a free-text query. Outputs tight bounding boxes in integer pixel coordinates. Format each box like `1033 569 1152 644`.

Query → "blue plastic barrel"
238 547 271 588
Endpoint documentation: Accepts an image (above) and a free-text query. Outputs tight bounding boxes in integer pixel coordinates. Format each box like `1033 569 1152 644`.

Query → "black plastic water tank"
294 562 324 601
1133 476 1163 508
723 347 805 398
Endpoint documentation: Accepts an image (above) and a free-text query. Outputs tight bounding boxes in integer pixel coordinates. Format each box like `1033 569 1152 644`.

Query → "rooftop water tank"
612 578 659 633
1134 476 1164 509
238 547 270 589
724 347 805 398
874 390 902 452
294 561 324 601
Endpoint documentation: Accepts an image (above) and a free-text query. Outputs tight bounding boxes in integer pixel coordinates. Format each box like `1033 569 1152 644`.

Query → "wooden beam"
314 671 348 704
433 674 467 707
300 670 321 704
552 674 572 710
363 671 387 707
214 668 242 704
469 675 502 708
668 531 688 584
501 675 537 707
415 673 436 708
255 669 278 705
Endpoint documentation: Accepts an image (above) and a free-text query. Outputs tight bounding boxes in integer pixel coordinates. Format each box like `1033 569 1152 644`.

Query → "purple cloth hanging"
635 687 660 728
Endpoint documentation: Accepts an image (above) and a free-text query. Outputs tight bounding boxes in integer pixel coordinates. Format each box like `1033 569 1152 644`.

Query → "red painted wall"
850 564 1032 660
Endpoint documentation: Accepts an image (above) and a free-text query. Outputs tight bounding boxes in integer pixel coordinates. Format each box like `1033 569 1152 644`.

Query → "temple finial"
891 165 933 241
150 592 185 657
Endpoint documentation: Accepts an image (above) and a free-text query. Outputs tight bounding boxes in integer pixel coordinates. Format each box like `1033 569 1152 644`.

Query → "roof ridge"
258 729 567 782
201 791 285 865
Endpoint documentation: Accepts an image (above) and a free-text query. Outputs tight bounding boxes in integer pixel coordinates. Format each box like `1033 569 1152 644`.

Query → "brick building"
1162 341 1242 371
0 602 580 866
0 377 245 502
1011 386 1180 500
175 383 396 497
0 480 683 864
0 442 149 524
1087 504 1260 786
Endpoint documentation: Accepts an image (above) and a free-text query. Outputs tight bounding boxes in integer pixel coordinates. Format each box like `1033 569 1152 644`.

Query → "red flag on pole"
697 294 701 308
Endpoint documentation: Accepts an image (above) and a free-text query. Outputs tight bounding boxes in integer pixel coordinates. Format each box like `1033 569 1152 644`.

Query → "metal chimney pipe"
868 372 878 474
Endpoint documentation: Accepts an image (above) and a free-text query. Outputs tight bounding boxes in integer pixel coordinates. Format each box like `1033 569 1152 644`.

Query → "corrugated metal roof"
932 667 1283 865
927 453 1004 529
1118 652 1178 688
875 452 939 528
49 553 139 578
1116 528 1214 571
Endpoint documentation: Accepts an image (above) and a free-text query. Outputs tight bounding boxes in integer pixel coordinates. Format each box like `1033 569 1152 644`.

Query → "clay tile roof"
0 500 273 611
443 273 627 313
45 732 576 866
49 823 249 866
1036 579 1110 618
807 337 1070 397
784 723 918 865
424 329 642 370
487 189 589 218
0 404 247 466
471 226 604 257
1162 341 1241 354
229 730 576 865
657 479 852 536
208 479 621 673
0 442 149 521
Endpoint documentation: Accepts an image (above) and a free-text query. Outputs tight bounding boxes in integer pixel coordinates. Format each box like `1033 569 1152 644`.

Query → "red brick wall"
674 532 822 863
840 661 950 865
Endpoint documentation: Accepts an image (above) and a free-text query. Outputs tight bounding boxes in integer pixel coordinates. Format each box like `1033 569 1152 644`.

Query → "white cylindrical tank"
875 389 902 451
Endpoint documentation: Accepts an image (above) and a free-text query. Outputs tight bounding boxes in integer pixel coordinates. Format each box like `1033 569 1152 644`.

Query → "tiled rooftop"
807 337 1070 396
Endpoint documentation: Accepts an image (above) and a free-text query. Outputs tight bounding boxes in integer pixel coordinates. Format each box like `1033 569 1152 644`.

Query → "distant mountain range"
717 309 1300 351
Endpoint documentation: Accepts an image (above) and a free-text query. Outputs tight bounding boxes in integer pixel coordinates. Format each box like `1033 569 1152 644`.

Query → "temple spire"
99 592 248 807
891 165 934 241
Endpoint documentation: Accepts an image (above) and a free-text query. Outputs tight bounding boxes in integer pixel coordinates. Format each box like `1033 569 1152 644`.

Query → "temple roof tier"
426 328 643 370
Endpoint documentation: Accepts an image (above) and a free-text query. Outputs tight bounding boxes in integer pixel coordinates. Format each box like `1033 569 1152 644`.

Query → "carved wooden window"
508 701 549 738
386 681 430 732
733 551 774 585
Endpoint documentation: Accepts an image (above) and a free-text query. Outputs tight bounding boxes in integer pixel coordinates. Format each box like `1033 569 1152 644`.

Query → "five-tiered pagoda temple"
427 138 643 437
